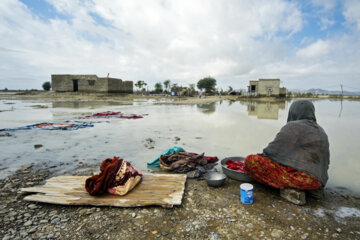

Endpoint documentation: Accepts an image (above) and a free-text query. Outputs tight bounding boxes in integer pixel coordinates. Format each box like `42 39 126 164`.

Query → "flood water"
0 98 359 195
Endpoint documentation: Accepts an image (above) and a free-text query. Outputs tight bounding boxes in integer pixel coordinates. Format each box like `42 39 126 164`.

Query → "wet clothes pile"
80 111 145 119
85 156 142 196
147 147 218 178
160 152 218 172
0 121 94 131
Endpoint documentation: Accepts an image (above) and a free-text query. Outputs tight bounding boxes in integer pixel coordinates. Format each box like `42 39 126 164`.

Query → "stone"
51 218 61 224
271 229 284 238
24 220 32 226
34 144 43 149
28 204 37 209
336 228 342 233
28 227 37 233
280 188 306 205
301 233 309 239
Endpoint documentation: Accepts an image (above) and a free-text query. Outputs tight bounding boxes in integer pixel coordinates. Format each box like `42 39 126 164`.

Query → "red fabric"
225 159 245 172
244 154 322 190
80 111 144 119
205 156 219 163
85 157 122 196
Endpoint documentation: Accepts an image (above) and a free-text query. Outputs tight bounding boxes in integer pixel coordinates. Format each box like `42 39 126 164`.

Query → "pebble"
24 220 32 226
51 218 61 224
301 233 309 239
131 213 136 218
271 229 284 238
336 228 342 233
246 223 253 228
28 204 37 209
28 227 37 233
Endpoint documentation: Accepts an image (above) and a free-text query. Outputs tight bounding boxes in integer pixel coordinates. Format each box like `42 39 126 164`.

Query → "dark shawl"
263 100 330 185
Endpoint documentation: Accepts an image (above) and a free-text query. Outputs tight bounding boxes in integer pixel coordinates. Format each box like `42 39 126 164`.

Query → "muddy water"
0 99 359 195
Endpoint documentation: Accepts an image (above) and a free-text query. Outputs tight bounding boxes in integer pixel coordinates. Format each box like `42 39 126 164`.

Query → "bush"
42 81 51 91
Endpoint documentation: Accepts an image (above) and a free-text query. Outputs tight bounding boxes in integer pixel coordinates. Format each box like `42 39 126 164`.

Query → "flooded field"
0 98 359 195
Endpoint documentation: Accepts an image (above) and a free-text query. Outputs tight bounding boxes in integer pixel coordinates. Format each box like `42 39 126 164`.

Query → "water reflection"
197 102 216 114
52 101 132 108
241 100 286 120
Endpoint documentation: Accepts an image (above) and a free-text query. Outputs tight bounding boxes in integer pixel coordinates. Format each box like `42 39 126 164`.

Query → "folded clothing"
85 156 142 196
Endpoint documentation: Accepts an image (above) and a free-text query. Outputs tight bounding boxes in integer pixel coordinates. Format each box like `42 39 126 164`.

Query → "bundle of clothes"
0 121 94 131
147 147 219 178
85 156 142 196
80 111 145 119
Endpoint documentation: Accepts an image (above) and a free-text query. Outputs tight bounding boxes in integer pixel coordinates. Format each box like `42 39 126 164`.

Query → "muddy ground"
0 91 360 240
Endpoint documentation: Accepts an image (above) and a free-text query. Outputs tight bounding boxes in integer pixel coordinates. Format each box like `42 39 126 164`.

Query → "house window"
88 80 95 86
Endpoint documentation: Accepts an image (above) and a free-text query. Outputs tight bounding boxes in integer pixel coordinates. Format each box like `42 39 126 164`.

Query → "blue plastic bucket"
240 183 253 204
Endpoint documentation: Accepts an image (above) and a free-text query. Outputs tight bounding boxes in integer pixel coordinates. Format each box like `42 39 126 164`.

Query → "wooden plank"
21 174 187 208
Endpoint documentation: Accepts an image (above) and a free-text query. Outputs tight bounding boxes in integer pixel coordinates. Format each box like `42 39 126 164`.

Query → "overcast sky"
1 0 360 91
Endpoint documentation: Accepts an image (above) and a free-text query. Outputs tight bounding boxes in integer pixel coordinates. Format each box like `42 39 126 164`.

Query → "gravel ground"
1 163 359 240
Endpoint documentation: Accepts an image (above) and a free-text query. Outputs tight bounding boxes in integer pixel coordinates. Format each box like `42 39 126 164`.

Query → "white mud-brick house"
51 75 133 93
248 79 286 97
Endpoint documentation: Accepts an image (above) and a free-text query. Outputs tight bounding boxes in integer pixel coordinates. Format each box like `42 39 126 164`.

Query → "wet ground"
0 91 360 239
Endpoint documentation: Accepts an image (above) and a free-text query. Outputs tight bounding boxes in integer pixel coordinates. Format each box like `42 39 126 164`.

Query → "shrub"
42 81 51 91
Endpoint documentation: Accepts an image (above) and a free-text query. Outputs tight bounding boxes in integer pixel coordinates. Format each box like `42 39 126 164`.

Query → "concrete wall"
52 75 133 93
105 78 133 93
258 79 280 96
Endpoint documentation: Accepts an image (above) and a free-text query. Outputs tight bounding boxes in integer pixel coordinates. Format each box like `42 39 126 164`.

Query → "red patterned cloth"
85 156 142 196
244 154 322 190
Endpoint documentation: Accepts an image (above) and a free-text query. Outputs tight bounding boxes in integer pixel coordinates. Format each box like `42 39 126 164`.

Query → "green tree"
154 82 163 93
197 76 217 93
227 86 233 92
42 81 51 91
163 80 171 92
135 80 147 91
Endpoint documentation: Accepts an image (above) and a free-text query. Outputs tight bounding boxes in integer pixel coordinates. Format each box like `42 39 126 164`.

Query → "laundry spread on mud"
80 111 146 119
0 121 94 131
85 156 142 196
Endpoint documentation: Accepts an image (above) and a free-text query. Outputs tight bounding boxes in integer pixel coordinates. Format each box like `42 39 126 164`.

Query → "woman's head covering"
287 99 316 122
263 100 330 185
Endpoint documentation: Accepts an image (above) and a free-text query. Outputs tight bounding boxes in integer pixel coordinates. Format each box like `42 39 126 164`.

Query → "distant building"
248 78 286 97
51 74 133 93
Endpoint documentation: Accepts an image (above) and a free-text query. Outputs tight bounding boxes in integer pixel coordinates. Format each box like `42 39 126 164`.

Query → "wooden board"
20 174 187 208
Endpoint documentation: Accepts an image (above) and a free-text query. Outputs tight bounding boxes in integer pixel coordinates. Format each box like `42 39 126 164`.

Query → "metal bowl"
204 172 226 187
221 156 254 182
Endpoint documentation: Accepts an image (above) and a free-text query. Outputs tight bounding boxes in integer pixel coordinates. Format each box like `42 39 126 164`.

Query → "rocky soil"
0 163 359 240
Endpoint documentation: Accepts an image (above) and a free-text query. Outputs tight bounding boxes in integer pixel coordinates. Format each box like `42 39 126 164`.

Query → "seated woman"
244 100 330 205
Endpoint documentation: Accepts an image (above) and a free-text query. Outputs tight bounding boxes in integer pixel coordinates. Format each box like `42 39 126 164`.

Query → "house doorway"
251 85 256 92
73 80 78 92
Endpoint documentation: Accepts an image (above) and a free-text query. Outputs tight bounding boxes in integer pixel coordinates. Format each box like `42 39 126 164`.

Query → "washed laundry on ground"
148 147 218 178
0 121 94 131
85 156 142 196
80 111 145 119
